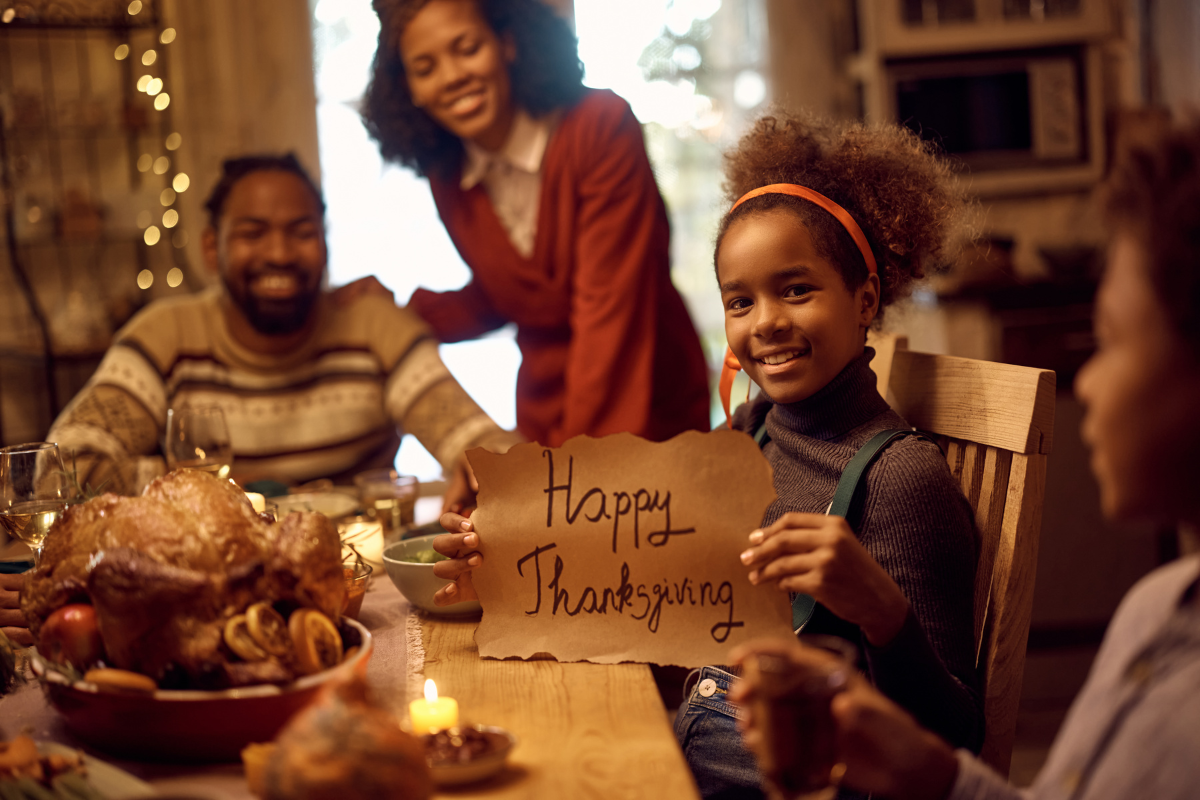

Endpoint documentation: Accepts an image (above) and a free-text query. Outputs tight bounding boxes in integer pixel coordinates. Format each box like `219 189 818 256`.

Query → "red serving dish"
30 618 372 762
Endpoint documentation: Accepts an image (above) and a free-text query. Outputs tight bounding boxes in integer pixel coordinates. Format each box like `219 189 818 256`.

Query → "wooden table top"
1 575 699 798
420 614 700 799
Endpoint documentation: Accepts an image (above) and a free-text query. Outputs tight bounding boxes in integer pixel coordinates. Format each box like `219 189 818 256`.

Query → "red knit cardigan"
409 89 710 446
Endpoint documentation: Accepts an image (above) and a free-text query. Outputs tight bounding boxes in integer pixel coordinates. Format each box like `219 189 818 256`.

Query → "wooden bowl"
31 618 372 763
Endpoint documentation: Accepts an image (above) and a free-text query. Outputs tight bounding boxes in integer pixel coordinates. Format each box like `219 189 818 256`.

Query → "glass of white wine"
0 442 73 566
165 406 234 480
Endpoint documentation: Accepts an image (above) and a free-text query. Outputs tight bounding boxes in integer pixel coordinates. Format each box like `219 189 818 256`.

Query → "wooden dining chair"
866 330 909 398
873 340 1056 776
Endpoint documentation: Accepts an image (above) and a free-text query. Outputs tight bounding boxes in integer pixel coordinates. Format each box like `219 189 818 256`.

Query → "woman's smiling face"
718 208 879 405
399 0 516 152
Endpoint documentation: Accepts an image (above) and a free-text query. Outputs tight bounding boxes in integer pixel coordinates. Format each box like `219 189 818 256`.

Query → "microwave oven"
885 45 1104 193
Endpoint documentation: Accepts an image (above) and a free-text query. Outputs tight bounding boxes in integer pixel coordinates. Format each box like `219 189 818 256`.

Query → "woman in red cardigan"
362 0 710 446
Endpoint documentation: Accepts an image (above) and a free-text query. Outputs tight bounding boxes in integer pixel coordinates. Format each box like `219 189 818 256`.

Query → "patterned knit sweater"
732 348 985 751
48 288 517 494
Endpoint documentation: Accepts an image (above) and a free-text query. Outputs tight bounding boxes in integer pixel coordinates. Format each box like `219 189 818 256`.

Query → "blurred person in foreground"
729 117 1200 800
45 153 519 502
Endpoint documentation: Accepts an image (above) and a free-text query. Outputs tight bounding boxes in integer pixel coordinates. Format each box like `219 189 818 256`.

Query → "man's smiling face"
207 170 327 335
718 208 877 405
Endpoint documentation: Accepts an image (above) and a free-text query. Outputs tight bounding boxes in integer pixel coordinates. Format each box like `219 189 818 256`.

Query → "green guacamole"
401 549 448 564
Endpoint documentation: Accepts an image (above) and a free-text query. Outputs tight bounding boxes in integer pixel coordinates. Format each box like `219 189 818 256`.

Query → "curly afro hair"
202 153 324 228
1100 115 1200 356
716 112 972 321
363 0 585 180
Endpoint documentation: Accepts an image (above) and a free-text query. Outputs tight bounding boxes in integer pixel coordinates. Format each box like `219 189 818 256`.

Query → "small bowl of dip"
381 534 481 617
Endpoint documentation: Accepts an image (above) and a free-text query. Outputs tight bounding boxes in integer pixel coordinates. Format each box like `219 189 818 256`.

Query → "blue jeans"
673 666 765 800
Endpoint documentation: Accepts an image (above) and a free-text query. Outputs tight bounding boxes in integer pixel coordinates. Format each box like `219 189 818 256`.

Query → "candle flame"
424 678 438 703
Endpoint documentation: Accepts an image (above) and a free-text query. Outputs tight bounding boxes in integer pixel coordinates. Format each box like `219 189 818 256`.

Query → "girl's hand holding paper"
739 512 909 647
432 511 482 606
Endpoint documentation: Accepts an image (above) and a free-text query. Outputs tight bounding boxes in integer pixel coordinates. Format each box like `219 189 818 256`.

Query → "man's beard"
224 271 320 335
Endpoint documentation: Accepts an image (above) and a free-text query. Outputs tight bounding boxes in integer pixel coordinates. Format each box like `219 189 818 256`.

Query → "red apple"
39 604 105 669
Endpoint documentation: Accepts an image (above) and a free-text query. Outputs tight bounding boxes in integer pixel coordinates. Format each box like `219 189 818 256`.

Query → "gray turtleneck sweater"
731 348 984 751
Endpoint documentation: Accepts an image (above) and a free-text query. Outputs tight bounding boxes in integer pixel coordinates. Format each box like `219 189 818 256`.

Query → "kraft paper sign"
468 431 793 667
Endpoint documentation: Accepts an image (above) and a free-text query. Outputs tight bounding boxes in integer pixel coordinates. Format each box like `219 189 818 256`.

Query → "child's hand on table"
739 512 910 647
431 511 481 606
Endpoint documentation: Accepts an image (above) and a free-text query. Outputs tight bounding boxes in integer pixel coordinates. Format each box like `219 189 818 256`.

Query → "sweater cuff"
862 604 926 666
947 750 1022 800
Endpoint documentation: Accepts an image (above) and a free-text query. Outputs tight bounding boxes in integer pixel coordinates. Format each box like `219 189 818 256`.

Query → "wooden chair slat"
972 445 1013 663
961 442 985 512
887 350 1056 455
978 452 1047 773
943 438 965 484
935 434 953 461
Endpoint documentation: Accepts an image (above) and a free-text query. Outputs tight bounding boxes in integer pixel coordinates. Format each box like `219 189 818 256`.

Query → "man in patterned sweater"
47 154 519 499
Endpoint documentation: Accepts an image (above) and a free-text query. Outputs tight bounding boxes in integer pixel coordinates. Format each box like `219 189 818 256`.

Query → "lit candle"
244 492 266 514
409 679 458 733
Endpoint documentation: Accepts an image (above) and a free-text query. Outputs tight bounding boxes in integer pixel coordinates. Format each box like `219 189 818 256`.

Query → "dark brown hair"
203 153 324 227
1101 115 1200 353
362 0 585 179
716 113 971 321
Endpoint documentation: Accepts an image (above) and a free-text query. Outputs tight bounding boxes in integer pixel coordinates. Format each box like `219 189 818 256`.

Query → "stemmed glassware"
165 406 234 480
0 442 74 566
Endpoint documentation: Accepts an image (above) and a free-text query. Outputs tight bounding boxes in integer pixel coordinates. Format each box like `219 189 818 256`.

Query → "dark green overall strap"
753 423 772 448
827 429 919 518
755 424 918 632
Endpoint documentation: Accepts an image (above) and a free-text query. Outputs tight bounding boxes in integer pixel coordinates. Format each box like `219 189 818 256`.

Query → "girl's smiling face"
718 208 879 405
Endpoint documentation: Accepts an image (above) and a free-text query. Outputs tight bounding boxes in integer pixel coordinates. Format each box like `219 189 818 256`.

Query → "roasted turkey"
21 470 346 688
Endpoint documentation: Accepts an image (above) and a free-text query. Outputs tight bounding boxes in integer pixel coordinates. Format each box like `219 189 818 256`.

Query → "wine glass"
354 469 419 538
165 406 234 480
0 442 74 566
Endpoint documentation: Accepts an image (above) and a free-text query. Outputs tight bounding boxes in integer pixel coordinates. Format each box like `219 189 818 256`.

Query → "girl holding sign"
434 113 982 798
675 115 982 797
730 117 1200 800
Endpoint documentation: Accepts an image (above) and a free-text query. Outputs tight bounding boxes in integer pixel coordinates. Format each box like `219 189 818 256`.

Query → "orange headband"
731 183 877 275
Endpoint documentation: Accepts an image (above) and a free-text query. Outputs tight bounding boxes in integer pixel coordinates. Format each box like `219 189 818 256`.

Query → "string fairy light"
129 21 189 285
